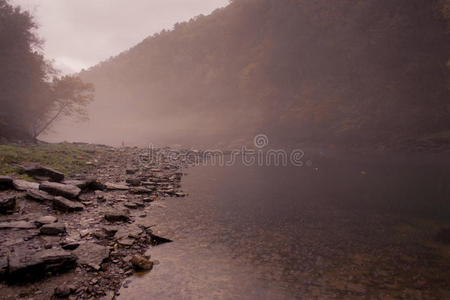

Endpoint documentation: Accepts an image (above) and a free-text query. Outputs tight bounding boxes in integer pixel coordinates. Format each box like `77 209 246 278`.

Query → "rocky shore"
0 144 191 299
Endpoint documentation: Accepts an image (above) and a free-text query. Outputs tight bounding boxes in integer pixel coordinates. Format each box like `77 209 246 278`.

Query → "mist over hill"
58 0 449 149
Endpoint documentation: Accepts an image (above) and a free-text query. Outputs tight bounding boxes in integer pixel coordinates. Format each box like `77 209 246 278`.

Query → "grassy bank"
0 143 100 178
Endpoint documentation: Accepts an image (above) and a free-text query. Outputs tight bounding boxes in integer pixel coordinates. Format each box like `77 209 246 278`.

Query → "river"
118 151 450 299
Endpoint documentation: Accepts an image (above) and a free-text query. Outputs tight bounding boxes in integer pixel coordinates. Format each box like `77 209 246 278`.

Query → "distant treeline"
80 0 447 148
0 0 93 141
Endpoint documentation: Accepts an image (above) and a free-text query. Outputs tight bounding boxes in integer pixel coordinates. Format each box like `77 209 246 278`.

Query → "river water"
118 151 450 299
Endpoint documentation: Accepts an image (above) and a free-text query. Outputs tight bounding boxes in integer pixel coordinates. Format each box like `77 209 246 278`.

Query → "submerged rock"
20 163 65 182
13 179 39 191
40 181 81 199
52 196 84 212
130 255 153 270
0 194 16 213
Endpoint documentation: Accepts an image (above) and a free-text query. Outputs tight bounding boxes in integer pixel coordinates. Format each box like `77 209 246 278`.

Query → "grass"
0 143 100 178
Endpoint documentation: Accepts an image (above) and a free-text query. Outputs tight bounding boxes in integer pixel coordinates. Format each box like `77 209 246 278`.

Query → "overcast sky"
11 0 229 74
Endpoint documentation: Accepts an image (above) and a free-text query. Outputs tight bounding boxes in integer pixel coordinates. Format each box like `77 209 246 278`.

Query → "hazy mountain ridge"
76 0 450 149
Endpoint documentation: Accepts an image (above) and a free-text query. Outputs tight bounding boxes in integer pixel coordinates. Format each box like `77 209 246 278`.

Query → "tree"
0 0 95 141
31 76 95 138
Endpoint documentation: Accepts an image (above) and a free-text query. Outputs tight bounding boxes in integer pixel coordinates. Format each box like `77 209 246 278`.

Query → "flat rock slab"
0 176 13 190
73 243 110 271
129 187 154 194
53 196 84 212
0 221 36 229
105 182 129 191
26 189 54 202
8 249 77 281
35 216 58 226
40 223 66 235
20 163 64 182
13 179 39 191
104 211 130 223
0 194 16 213
40 181 81 199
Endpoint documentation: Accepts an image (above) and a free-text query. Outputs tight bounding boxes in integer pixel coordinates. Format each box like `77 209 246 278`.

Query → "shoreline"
0 143 191 299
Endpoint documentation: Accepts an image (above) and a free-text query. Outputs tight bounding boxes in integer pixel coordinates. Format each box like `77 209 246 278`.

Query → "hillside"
70 0 450 149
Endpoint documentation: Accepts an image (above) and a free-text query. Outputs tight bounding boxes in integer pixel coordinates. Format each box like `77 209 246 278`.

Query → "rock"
124 202 138 209
20 163 64 182
13 179 39 191
54 285 73 298
40 223 66 235
175 192 186 197
99 291 115 300
105 211 130 223
0 256 7 279
436 228 450 244
129 187 153 194
26 189 54 202
0 194 16 213
0 176 13 190
52 196 84 212
8 249 77 281
117 238 134 247
60 240 80 250
0 220 36 229
73 243 110 271
35 216 58 226
126 178 141 186
126 169 138 175
102 226 119 237
62 179 87 189
130 255 153 271
105 182 129 191
40 181 81 199
84 177 106 191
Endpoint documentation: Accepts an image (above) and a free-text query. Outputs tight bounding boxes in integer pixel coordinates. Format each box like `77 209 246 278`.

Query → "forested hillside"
80 0 450 149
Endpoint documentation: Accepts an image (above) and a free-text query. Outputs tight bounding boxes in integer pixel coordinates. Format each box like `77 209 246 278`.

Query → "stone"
52 196 84 212
126 169 138 175
0 221 36 229
0 176 13 190
54 285 73 298
8 249 77 281
63 179 87 189
0 194 16 213
35 216 58 226
40 181 81 199
117 238 134 247
20 163 64 182
175 192 186 197
73 243 110 271
26 189 54 202
105 182 129 191
129 187 153 194
105 211 130 223
124 202 138 209
40 223 66 235
102 226 119 237
60 240 80 250
13 179 39 191
436 228 450 244
126 178 141 186
130 255 153 271
0 256 7 279
84 177 106 191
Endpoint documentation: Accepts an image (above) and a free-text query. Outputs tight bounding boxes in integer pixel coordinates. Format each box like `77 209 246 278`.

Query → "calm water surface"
119 152 450 299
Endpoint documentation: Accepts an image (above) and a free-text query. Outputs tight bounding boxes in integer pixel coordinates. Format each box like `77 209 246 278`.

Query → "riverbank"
0 143 189 299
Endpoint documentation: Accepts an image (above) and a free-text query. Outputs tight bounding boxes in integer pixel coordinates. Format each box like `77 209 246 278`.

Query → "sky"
11 0 229 74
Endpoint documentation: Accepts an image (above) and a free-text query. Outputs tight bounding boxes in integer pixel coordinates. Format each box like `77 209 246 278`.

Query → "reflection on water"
119 152 450 299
